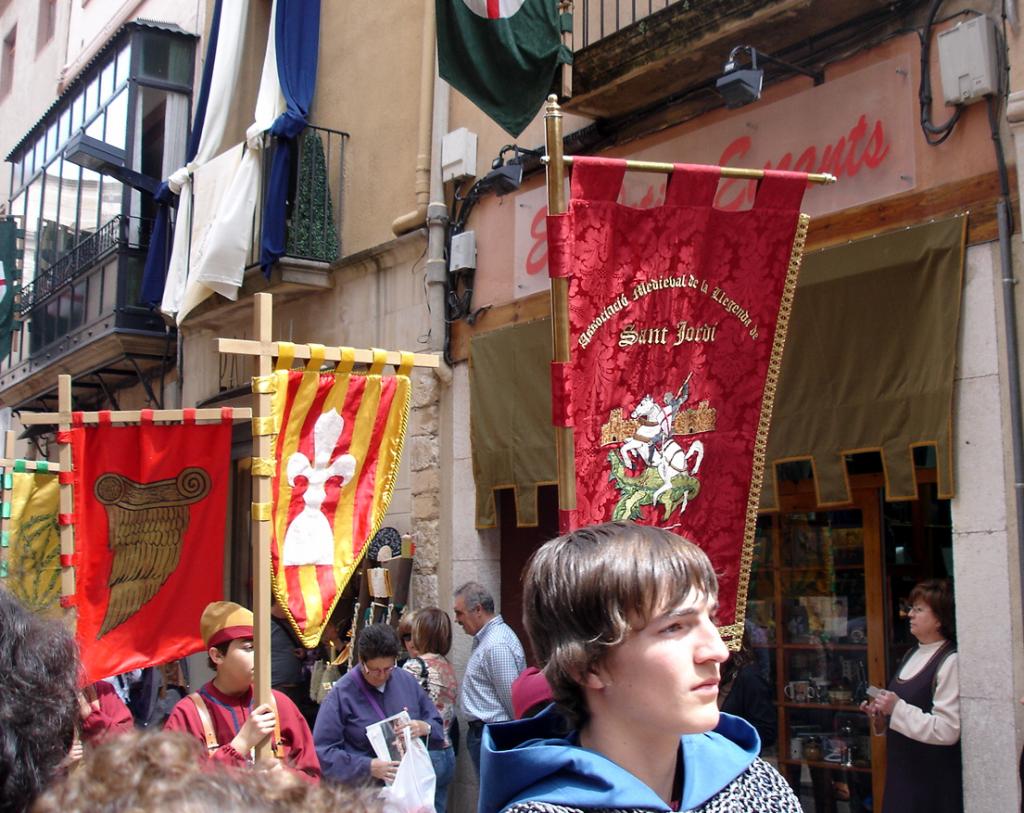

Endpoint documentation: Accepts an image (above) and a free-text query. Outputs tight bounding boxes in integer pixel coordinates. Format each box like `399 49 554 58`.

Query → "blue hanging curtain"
259 0 322 276
140 0 224 308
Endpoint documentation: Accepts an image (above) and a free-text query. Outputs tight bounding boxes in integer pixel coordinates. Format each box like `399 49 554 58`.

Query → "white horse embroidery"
282 409 356 566
620 394 704 508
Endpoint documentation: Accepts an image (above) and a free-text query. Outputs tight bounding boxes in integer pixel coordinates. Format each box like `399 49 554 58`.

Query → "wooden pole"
57 375 75 618
252 292 274 763
215 340 438 369
559 1 573 99
545 95 576 525
20 407 252 425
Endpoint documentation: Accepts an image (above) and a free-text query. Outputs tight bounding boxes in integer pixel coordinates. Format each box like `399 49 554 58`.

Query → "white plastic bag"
380 726 436 813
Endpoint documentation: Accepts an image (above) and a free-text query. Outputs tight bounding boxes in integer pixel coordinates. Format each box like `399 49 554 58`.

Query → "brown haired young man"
479 522 800 813
164 601 320 779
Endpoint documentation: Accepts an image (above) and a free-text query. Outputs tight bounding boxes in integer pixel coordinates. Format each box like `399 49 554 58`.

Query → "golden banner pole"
545 95 576 524
546 155 837 186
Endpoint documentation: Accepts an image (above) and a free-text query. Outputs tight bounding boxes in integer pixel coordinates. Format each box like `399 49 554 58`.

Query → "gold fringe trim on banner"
251 457 275 477
252 416 279 436
251 502 272 522
723 212 811 649
368 349 387 375
252 376 277 394
336 347 356 373
275 342 296 371
306 344 326 371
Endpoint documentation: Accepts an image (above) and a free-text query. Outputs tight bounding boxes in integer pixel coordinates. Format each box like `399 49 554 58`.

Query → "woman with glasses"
313 623 444 785
863 578 962 812
403 608 459 813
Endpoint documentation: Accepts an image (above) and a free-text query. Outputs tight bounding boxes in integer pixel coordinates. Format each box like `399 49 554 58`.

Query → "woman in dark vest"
864 578 962 812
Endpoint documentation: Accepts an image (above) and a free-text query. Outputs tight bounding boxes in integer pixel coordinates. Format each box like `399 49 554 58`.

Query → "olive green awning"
760 215 965 509
470 318 557 528
468 216 966 526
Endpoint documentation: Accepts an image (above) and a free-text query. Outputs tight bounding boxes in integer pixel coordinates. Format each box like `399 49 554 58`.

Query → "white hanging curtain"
160 0 251 318
175 0 286 323
161 93 191 180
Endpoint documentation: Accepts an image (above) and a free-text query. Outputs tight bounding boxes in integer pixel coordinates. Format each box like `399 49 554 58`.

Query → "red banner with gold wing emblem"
70 416 232 681
548 158 810 641
269 367 411 647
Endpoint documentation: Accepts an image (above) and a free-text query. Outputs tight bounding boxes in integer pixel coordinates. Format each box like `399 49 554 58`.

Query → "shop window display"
750 471 952 813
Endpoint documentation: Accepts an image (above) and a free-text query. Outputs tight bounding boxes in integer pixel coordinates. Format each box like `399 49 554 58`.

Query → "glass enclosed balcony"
0 21 194 409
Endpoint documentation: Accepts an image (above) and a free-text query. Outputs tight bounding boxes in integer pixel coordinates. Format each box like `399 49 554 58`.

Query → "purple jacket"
313 664 444 784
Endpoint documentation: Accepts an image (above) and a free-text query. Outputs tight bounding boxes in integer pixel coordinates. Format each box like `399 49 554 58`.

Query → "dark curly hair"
357 623 401 663
32 730 384 813
0 587 78 813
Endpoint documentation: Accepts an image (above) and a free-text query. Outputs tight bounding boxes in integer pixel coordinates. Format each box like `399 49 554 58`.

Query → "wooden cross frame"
217 292 438 761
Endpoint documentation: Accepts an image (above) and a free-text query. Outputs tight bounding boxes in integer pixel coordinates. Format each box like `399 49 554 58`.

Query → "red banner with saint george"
69 415 232 681
548 157 810 641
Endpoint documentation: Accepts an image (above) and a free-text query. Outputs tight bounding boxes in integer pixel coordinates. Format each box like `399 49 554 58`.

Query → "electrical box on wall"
442 128 478 183
937 15 1000 105
450 230 477 272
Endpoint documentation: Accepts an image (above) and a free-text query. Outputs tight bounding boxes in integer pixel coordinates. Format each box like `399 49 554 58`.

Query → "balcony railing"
21 214 149 316
247 124 348 270
575 0 684 49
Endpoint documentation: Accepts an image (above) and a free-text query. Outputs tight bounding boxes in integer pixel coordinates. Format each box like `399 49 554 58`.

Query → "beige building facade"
2 1 1024 812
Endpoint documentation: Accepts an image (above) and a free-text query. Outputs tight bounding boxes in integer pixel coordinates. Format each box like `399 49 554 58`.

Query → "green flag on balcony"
0 219 19 360
436 0 571 137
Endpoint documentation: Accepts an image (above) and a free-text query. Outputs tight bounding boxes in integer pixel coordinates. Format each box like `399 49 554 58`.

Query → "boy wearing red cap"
163 601 320 779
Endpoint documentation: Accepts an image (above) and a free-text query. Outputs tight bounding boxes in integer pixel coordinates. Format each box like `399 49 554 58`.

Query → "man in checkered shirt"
454 581 526 776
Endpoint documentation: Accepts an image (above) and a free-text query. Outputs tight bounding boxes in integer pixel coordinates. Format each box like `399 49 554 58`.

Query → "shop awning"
469 215 965 527
760 215 965 509
470 318 557 528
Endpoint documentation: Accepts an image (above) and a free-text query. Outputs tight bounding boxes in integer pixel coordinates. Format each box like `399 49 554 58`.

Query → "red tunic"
163 681 320 781
81 680 134 744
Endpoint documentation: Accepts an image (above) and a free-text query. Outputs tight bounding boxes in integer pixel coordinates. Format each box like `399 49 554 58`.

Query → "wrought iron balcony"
246 124 349 270
575 0 683 49
19 215 149 316
566 0 905 120
0 212 170 409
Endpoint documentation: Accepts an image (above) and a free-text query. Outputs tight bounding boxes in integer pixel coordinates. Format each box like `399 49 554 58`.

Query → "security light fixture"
445 142 543 328
479 162 524 197
716 46 824 109
480 144 543 197
65 131 161 195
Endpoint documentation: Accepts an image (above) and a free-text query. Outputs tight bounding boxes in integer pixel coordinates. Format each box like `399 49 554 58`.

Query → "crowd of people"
0 572 529 813
1 522 966 813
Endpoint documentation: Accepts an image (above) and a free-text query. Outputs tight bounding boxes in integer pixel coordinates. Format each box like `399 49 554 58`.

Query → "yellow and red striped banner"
269 367 410 646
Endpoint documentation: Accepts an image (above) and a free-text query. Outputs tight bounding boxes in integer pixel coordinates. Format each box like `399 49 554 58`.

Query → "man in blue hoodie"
479 522 801 813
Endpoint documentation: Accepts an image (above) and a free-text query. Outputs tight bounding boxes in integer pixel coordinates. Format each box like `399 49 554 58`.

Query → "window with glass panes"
4 24 193 360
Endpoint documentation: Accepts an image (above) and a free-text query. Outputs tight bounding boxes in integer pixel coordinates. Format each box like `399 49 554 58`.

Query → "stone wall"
409 370 442 609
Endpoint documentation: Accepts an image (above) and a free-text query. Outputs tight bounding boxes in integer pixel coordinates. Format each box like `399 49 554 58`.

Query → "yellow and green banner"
2 466 60 614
